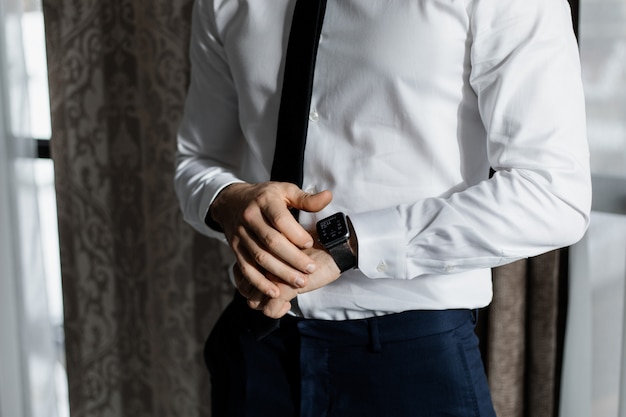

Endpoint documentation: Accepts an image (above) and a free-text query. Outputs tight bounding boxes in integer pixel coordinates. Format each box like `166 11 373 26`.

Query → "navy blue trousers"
205 293 496 417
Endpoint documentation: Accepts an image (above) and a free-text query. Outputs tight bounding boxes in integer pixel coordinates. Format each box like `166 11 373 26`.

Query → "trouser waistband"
232 291 475 346
287 308 474 348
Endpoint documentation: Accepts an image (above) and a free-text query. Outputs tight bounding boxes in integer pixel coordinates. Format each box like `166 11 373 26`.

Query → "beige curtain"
43 1 571 416
43 1 232 416
477 251 568 417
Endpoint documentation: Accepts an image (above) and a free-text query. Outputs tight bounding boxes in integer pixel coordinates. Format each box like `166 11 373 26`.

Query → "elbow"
520 165 592 249
550 179 592 249
563 204 590 247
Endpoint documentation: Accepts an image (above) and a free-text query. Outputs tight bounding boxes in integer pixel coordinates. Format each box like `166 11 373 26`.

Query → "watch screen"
317 213 348 247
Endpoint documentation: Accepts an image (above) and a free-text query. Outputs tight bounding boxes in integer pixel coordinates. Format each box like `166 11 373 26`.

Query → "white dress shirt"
175 0 591 320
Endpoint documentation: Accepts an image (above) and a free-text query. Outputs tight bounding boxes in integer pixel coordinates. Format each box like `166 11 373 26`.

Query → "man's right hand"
209 182 333 299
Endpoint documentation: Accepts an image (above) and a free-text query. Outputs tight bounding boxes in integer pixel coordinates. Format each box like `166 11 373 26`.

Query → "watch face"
317 212 349 248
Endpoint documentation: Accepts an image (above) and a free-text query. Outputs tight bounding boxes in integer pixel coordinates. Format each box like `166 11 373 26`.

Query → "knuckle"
259 183 287 205
253 250 268 266
238 262 255 280
265 182 281 193
241 206 257 223
234 225 248 242
272 210 290 227
255 186 275 202
263 304 279 318
262 232 281 249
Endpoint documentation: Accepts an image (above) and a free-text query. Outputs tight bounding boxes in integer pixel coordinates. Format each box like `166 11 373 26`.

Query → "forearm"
350 0 591 280
350 164 590 280
174 151 244 239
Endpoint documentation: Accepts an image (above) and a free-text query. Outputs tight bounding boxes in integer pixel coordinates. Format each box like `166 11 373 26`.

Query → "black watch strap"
328 241 357 272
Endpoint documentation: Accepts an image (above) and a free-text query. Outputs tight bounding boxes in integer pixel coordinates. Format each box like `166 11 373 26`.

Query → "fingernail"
305 263 316 273
295 277 305 287
304 240 313 249
268 289 278 298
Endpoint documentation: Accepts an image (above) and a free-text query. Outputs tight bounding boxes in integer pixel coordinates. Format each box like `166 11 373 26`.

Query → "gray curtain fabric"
43 1 232 415
478 251 568 417
43 1 570 416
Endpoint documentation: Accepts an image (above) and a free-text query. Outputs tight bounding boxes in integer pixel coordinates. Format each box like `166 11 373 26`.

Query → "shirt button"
309 110 319 122
376 261 388 273
319 34 324 43
444 265 455 273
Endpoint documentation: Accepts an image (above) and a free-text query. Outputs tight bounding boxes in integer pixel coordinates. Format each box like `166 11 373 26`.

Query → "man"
175 0 591 416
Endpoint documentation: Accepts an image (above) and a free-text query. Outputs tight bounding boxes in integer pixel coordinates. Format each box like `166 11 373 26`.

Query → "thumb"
291 189 333 213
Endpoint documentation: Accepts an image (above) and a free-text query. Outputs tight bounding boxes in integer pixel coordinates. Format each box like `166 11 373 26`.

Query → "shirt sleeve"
174 0 244 241
350 0 592 279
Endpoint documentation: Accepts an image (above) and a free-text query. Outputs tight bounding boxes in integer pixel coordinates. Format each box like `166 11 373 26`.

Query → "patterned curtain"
43 1 232 416
43 1 573 417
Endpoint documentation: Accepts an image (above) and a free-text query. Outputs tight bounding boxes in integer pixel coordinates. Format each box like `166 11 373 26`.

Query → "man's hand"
234 245 342 318
209 181 333 299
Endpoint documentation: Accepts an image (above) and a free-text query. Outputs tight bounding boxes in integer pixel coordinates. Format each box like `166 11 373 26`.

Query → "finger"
289 188 333 214
235 277 254 299
246 182 315 249
233 263 252 298
251 192 315 250
234 266 266 309
241 230 311 287
259 279 297 317
232 237 281 298
246 290 266 310
233 265 262 301
261 298 292 319
241 212 317 281
269 186 333 249
240 197 313 260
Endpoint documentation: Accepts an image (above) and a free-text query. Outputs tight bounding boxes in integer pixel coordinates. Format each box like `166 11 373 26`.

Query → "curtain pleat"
477 251 568 417
43 1 570 416
43 1 231 416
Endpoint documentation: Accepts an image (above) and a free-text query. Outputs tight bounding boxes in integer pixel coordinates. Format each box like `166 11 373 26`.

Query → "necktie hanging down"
271 0 328 194
251 0 328 340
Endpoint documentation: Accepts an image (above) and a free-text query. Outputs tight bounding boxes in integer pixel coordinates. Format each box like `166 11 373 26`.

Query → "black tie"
270 0 328 190
247 0 328 340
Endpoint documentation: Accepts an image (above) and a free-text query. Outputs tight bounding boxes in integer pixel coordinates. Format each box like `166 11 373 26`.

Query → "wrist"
205 182 248 232
316 212 357 272
346 216 358 265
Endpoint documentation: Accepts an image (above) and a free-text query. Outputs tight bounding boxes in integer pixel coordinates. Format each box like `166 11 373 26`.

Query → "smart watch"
316 212 357 272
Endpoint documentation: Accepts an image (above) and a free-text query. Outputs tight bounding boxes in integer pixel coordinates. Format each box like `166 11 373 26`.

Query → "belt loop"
471 309 478 324
368 318 382 353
